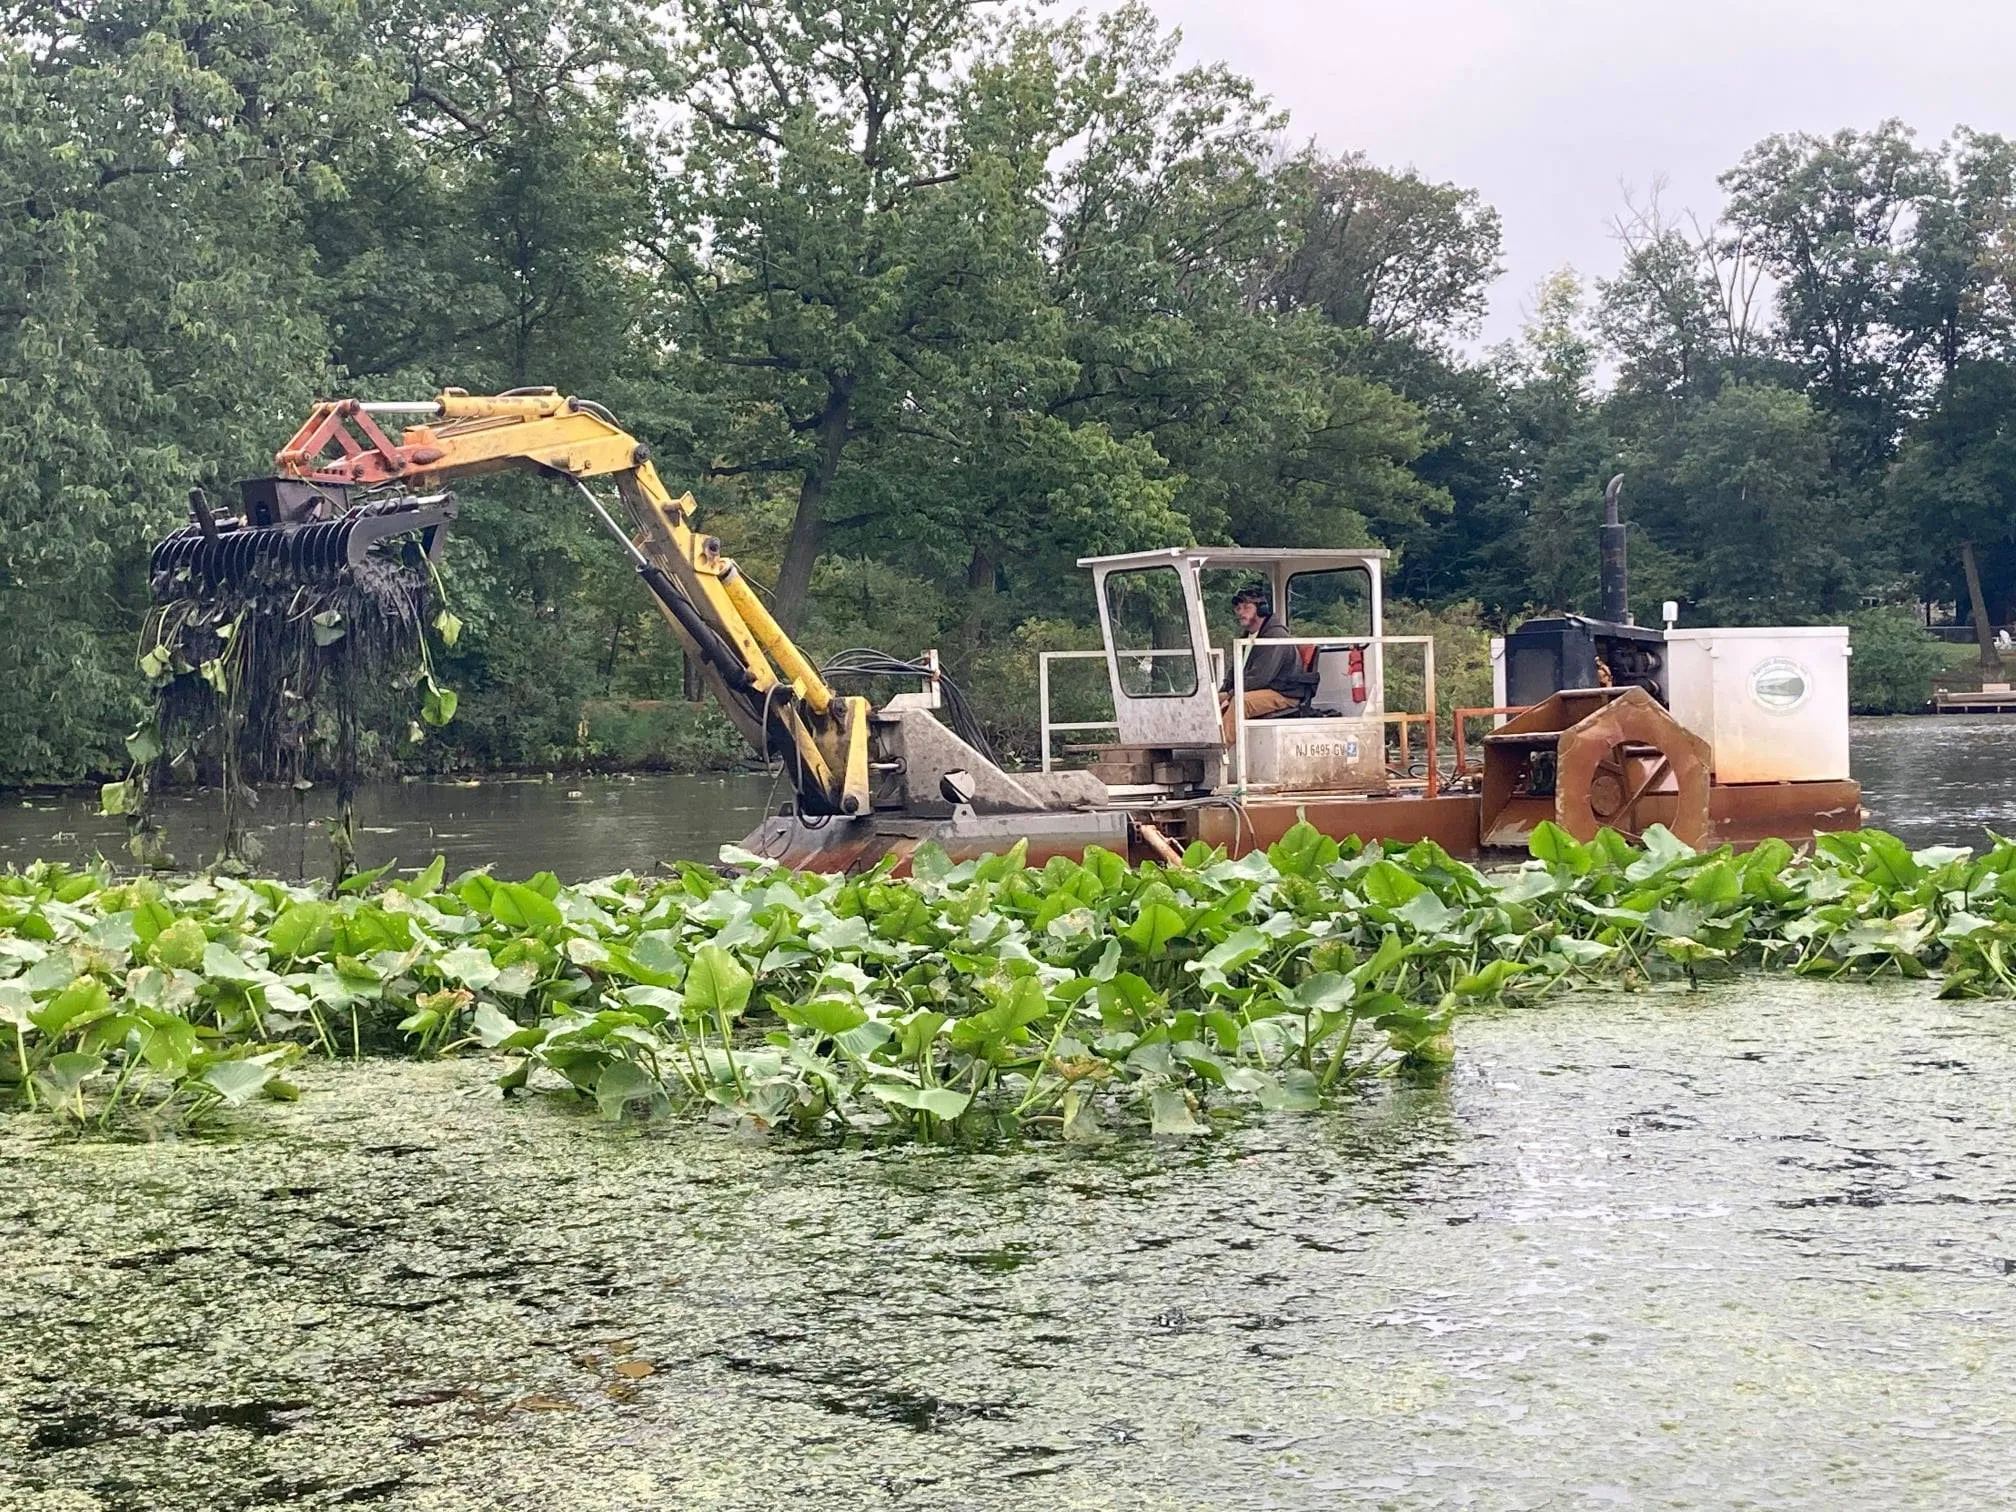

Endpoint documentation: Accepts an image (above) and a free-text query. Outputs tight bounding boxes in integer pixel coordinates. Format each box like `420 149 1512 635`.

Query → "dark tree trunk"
775 389 852 630
1961 540 1999 671
966 547 995 592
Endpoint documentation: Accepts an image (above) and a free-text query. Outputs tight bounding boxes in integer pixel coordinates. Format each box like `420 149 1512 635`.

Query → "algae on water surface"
5 978 2016 1510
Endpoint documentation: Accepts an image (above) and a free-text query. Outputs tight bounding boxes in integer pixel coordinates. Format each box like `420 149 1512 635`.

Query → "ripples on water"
5 979 2015 1509
1852 715 2016 850
0 772 781 882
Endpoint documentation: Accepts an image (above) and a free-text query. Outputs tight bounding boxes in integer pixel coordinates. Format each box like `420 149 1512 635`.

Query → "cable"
818 648 997 764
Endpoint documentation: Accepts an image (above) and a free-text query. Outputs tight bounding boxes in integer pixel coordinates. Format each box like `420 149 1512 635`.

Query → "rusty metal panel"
1705 779 1864 849
1194 794 1483 858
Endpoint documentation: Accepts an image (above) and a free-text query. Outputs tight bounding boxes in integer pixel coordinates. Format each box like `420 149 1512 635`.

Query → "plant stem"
715 1006 747 1099
1012 1008 1075 1116
16 1024 36 1111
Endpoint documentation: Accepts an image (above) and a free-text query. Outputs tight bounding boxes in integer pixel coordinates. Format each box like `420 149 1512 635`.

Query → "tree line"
5 0 2012 782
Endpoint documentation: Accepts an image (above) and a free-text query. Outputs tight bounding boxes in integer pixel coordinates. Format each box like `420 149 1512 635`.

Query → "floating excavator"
149 391 1862 872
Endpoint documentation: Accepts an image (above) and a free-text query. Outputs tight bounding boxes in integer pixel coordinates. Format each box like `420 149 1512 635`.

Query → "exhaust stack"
1599 473 1629 624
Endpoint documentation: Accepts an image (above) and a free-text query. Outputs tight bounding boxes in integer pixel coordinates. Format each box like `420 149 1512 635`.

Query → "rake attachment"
149 479 456 599
141 476 461 810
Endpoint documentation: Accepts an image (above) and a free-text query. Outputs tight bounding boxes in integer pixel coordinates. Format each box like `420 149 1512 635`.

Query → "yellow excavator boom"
264 387 873 816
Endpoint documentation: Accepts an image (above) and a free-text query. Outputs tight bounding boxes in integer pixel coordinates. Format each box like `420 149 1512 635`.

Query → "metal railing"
1231 634 1438 797
1037 647 1223 771
1038 650 1117 772
1039 637 1438 793
1451 705 1532 779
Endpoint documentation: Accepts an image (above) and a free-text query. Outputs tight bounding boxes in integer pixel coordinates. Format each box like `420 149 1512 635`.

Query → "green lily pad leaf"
492 961 539 997
685 943 753 1020
149 918 208 971
267 903 335 960
1528 820 1591 874
201 1059 275 1105
1359 859 1426 909
1453 959 1527 997
1290 971 1353 1013
787 996 868 1036
1122 902 1186 959
1624 824 1696 881
488 882 562 933
1682 860 1741 909
1149 1087 1205 1136
1197 926 1267 976
201 942 262 984
41 1051 104 1098
471 1001 525 1048
34 977 110 1036
866 1082 972 1120
1394 890 1456 933
436 945 501 990
590 1059 657 1121
421 679 458 728
0 982 34 1029
130 900 176 947
84 911 138 955
1258 1068 1321 1112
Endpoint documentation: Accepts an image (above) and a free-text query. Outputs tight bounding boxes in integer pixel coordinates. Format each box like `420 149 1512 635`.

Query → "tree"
337 0 662 392
1889 360 2016 665
1893 129 2016 382
650 0 1068 626
1263 151 1503 347
1720 121 1938 475
331 0 685 761
0 1 390 780
1652 384 1848 624
1045 9 1444 554
1597 186 1769 402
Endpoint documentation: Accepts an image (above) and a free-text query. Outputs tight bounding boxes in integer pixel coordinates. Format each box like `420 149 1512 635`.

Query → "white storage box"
1663 627 1851 783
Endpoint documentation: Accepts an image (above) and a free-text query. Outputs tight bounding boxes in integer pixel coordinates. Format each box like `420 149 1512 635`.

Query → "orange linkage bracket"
274 400 446 485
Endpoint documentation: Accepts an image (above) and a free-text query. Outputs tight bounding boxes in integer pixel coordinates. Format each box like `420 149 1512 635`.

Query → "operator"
1219 585 1315 742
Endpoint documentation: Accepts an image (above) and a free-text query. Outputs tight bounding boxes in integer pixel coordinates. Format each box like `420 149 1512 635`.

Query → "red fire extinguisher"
1347 646 1368 707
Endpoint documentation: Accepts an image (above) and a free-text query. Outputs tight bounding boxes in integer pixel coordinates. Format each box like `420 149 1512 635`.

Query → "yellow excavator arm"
269 387 873 817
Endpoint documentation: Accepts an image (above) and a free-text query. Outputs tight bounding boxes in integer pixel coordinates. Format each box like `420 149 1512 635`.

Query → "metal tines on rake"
150 479 457 597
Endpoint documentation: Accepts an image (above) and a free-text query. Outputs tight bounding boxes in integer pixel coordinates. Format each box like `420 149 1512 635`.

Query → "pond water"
3 715 2015 883
5 977 2015 1510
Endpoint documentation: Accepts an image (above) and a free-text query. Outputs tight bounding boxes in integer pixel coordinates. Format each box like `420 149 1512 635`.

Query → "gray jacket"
1225 616 1317 698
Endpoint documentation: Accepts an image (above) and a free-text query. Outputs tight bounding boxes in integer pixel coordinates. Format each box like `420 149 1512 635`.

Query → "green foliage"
1844 607 1946 713
577 700 745 772
1380 600 1497 719
12 0 2016 789
8 824 2016 1139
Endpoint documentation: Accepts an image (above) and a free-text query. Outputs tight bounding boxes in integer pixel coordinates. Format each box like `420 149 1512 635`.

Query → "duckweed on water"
0 820 2011 1140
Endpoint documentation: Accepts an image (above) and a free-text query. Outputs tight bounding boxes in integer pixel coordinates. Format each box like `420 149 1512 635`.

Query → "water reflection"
1 714 2014 880
0 771 780 881
1851 714 2016 850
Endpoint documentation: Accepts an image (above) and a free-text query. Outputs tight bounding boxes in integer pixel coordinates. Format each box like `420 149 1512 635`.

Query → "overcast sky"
1147 0 2016 346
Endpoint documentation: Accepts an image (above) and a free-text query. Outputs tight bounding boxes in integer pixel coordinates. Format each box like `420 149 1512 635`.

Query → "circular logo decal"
1750 656 1810 713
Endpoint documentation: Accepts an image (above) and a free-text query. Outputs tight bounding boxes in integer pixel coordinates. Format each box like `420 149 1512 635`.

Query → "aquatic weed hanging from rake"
117 483 462 874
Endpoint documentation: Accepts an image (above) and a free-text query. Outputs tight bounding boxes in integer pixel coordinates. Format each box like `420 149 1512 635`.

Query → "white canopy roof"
1078 545 1389 571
